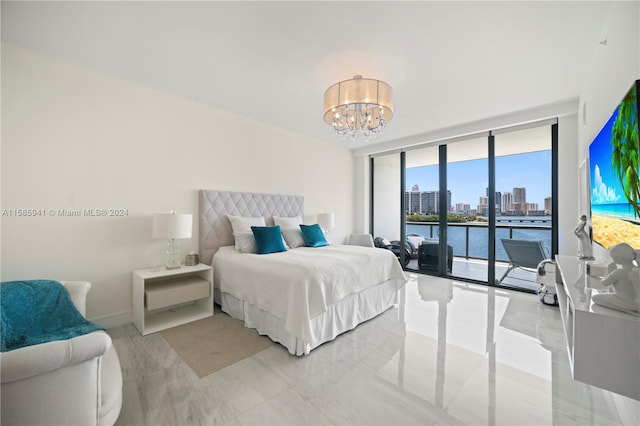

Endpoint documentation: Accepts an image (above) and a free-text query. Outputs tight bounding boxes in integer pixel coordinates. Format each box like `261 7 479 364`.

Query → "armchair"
347 233 375 247
1 281 123 426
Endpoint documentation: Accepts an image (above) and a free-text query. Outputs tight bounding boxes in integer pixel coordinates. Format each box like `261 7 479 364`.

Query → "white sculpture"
574 214 594 260
592 242 640 315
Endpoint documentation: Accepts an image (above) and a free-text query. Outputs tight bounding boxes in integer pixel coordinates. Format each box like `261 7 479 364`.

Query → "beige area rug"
160 314 275 377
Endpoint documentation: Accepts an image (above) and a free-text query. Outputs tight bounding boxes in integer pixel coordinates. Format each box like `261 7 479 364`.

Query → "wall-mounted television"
589 79 640 249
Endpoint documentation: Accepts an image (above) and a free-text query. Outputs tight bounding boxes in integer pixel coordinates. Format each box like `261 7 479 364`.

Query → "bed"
199 190 407 355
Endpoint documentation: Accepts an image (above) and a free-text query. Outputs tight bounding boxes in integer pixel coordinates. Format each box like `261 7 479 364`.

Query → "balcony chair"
497 238 549 285
418 239 454 273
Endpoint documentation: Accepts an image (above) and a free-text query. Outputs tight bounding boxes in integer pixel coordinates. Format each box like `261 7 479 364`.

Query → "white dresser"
555 255 640 400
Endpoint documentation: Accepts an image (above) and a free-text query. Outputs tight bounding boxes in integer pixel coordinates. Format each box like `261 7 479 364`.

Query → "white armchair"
1 281 123 426
347 233 375 247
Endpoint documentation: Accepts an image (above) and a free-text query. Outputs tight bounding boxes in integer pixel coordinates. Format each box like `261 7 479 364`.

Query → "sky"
589 107 623 206
406 150 553 208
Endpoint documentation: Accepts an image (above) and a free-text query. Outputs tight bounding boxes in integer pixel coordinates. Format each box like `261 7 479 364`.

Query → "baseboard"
89 310 132 329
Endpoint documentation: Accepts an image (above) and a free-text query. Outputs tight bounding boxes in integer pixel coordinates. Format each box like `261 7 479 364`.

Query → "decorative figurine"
574 214 595 260
592 242 640 315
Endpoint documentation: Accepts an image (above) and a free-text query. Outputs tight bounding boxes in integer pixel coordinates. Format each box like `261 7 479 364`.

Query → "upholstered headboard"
199 190 304 265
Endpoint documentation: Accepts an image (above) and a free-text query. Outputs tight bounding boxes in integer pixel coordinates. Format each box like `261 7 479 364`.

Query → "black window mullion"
400 152 407 267
551 124 559 256
439 145 448 275
488 132 496 285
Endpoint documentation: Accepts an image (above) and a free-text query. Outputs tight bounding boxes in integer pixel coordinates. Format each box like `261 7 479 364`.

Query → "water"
592 203 640 223
406 218 552 262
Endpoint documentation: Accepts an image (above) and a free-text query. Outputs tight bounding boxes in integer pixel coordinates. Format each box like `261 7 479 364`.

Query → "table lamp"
153 211 192 269
317 212 335 234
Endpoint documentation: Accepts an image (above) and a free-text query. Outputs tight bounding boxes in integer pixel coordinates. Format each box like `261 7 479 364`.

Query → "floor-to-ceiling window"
372 121 557 292
493 125 553 291
404 145 442 273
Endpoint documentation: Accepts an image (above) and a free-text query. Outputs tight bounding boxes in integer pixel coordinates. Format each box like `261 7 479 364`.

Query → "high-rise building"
513 187 526 204
455 203 471 214
544 196 552 214
405 189 421 214
478 196 489 216
502 192 512 213
486 188 502 212
423 191 438 214
404 188 452 214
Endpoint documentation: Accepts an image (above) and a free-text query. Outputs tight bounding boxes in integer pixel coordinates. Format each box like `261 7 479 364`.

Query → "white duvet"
213 244 407 342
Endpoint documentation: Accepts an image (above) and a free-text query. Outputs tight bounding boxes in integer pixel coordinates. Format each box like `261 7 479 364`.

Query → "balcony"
404 219 552 292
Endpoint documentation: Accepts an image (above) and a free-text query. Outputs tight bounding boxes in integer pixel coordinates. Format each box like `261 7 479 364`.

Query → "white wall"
578 1 640 262
574 3 640 418
1 42 354 326
557 113 579 256
352 156 370 233
372 154 402 241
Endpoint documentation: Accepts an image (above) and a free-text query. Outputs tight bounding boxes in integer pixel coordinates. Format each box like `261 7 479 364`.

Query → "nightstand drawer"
145 275 210 310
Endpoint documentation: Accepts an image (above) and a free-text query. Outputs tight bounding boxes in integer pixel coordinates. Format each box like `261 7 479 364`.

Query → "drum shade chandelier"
323 75 393 142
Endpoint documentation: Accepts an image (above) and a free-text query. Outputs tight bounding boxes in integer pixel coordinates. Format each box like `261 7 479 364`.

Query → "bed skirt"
215 280 399 356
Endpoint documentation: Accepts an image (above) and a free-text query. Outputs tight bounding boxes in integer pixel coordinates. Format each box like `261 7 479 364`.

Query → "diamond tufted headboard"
199 190 304 265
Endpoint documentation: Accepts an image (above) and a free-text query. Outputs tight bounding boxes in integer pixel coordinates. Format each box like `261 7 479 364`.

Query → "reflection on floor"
112 274 639 425
407 257 540 292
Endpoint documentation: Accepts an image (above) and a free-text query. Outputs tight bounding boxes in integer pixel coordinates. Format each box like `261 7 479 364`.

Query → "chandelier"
323 75 393 142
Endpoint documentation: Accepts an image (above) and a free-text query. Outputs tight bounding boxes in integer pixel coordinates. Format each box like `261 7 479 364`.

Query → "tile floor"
111 274 639 425
406 257 540 292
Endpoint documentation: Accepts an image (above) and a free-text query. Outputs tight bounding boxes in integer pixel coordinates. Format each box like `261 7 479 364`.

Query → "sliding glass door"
404 137 490 281
404 145 443 273
372 121 557 292
444 137 490 282
493 125 553 291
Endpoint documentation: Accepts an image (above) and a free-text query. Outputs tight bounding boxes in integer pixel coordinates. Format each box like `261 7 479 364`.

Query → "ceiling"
1 1 613 151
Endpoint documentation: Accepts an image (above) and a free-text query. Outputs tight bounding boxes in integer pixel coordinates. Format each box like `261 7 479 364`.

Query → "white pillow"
228 215 265 251
273 216 303 229
233 231 258 253
228 215 265 233
281 228 306 249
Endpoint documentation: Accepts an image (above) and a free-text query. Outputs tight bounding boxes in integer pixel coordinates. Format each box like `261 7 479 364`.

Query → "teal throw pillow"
299 224 328 248
251 225 287 254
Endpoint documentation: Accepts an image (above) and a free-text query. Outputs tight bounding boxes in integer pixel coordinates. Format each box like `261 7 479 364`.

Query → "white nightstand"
132 263 213 335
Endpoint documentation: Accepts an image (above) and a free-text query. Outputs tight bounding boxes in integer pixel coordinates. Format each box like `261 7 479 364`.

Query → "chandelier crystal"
323 75 393 142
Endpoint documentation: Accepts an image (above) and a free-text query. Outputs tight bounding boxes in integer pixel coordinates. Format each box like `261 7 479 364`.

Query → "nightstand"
132 263 213 335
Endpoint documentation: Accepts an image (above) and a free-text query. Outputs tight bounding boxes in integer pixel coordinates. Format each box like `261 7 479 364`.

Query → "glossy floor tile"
406 257 539 292
112 274 639 425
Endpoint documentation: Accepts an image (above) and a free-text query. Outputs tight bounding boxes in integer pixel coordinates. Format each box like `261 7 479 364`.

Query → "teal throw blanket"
1 280 104 352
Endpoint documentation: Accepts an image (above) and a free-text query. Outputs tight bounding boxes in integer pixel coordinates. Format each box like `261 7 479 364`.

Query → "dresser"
555 255 640 400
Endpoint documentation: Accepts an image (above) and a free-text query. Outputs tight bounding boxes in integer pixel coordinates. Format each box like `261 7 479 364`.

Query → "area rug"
160 314 275 377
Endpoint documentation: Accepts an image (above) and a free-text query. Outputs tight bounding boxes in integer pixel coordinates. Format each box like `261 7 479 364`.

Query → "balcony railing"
406 220 552 262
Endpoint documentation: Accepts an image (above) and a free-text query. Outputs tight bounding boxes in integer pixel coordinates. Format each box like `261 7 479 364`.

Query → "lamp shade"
317 212 335 230
153 213 192 239
323 77 393 125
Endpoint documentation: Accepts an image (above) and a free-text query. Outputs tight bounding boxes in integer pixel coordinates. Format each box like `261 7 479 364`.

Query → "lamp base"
165 238 182 270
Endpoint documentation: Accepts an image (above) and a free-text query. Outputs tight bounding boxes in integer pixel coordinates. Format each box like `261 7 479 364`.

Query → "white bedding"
213 244 407 342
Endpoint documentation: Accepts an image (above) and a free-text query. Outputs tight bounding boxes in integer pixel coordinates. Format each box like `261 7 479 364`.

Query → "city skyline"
405 150 552 207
